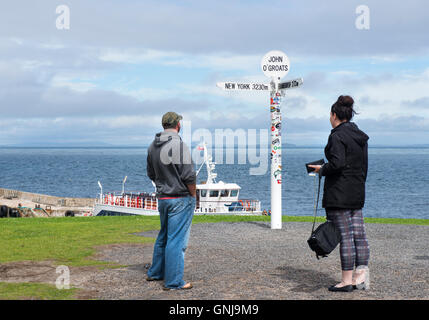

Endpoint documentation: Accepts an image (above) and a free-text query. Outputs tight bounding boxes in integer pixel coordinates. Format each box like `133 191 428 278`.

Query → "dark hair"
162 123 177 129
331 95 357 121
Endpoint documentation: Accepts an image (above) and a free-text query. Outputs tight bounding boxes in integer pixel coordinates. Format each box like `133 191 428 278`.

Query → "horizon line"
1 144 429 149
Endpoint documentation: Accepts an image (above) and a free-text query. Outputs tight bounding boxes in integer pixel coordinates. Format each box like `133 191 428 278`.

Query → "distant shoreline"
1 145 429 149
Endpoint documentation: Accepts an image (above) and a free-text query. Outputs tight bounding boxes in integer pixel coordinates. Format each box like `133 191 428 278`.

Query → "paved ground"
82 221 429 300
1 221 427 299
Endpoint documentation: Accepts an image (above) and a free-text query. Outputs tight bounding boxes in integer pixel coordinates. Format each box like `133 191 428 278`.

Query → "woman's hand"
308 165 322 174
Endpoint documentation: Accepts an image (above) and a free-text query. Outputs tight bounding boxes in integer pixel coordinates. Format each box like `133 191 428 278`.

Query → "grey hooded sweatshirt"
146 130 196 198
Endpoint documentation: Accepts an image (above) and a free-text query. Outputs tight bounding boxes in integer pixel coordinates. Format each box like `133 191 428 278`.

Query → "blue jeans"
147 196 195 289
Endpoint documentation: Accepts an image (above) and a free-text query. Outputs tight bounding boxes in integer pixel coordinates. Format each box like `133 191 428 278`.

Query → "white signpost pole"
269 80 282 229
217 50 302 230
261 50 290 229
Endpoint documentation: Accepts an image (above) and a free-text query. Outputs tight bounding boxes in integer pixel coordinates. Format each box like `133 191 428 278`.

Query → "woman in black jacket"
309 95 370 292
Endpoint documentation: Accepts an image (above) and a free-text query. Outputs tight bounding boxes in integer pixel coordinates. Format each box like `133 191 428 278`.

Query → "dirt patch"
0 261 57 283
0 260 102 299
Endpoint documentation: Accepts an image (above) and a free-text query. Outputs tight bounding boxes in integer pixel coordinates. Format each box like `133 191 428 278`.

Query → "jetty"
0 187 94 217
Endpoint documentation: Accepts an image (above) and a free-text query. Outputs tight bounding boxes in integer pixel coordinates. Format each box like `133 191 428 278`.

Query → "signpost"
217 50 303 229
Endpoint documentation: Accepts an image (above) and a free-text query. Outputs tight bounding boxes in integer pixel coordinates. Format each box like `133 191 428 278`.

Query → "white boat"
93 143 262 216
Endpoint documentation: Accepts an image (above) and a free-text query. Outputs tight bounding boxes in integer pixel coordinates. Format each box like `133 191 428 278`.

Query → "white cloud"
99 49 183 64
2 0 429 56
355 68 429 119
0 1 428 146
331 70 358 76
51 75 97 92
99 48 262 73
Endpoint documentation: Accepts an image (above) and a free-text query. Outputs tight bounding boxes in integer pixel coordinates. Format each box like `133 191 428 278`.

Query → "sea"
0 147 428 219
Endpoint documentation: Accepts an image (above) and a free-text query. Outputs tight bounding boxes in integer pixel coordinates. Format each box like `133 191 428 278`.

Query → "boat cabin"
195 181 241 213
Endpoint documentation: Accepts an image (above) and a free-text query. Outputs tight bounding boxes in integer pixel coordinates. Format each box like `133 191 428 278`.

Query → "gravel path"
82 221 428 300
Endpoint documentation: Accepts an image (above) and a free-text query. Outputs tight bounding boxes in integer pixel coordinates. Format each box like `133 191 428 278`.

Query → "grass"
0 214 427 299
0 216 160 267
194 214 429 225
0 282 78 300
281 215 429 225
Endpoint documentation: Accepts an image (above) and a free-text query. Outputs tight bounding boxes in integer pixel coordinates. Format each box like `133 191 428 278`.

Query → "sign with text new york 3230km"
216 82 270 91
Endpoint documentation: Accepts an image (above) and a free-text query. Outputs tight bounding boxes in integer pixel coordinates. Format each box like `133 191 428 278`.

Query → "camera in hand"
305 159 325 174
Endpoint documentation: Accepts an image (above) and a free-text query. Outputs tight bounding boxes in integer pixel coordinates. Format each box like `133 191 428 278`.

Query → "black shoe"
328 284 353 292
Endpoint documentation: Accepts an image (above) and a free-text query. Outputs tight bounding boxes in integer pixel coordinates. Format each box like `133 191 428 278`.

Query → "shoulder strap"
311 174 322 234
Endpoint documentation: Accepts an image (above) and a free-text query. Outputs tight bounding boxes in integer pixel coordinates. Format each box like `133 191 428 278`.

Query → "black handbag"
307 173 341 259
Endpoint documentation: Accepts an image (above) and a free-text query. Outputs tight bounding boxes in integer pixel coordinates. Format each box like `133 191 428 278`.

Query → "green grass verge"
0 216 160 267
0 282 78 300
193 215 429 226
281 216 429 225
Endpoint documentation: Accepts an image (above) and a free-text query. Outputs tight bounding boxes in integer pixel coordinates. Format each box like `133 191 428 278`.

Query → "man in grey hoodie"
146 112 196 290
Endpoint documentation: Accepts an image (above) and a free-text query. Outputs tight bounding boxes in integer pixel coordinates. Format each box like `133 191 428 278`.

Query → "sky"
0 0 429 146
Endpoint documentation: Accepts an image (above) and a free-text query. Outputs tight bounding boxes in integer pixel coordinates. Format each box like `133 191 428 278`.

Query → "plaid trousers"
326 208 370 271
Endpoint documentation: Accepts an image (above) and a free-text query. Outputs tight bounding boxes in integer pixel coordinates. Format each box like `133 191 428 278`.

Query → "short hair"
162 122 177 129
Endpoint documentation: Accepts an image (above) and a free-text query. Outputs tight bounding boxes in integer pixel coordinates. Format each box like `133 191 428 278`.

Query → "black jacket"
319 122 369 209
147 131 196 198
